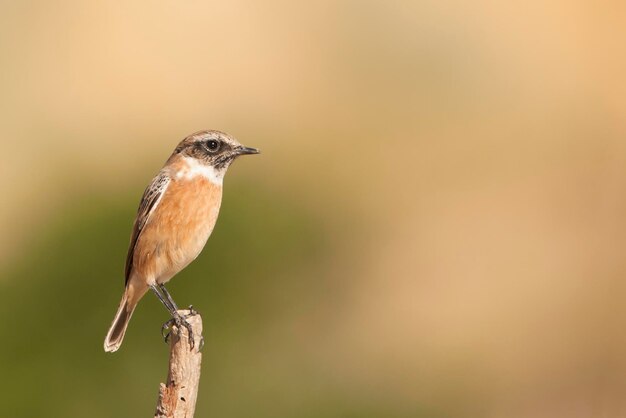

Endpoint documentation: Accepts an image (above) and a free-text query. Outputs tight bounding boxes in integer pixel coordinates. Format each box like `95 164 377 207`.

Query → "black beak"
235 146 260 155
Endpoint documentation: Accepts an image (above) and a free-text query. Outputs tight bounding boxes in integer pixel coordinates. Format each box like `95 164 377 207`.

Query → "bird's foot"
160 313 195 350
184 306 204 351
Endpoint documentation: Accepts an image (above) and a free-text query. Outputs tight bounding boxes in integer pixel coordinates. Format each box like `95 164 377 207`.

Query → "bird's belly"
132 177 223 284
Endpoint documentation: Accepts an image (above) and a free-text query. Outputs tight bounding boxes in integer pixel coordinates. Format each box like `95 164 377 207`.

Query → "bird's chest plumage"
134 175 223 284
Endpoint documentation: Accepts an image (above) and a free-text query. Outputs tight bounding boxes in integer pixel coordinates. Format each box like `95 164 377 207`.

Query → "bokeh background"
1 1 626 417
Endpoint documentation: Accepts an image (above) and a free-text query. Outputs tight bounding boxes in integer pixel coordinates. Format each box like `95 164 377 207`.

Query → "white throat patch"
176 157 224 185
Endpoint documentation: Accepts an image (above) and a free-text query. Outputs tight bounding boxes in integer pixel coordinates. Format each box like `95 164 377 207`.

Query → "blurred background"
1 1 626 417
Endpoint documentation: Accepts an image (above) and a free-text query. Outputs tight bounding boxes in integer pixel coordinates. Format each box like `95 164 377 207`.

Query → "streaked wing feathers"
124 171 170 284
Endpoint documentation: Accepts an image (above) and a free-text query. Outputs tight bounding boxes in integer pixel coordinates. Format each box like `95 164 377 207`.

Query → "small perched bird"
104 130 259 353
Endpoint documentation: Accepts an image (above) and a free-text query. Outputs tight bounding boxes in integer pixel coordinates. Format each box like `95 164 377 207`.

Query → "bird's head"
174 130 259 169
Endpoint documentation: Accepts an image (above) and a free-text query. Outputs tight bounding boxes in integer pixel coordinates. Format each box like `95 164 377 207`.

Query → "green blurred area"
0 182 355 417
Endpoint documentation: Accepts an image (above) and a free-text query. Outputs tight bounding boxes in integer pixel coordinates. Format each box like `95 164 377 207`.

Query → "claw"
160 313 195 350
161 318 175 343
183 305 199 318
179 316 195 350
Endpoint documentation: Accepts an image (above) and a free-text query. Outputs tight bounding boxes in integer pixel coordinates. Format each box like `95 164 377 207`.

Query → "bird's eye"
206 140 220 152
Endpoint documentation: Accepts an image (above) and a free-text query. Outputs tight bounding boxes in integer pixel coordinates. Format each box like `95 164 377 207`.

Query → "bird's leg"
150 285 177 340
158 284 198 348
150 284 176 312
159 284 179 311
150 284 195 349
160 284 198 320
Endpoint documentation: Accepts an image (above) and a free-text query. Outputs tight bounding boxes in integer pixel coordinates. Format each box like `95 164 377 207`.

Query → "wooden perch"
155 310 203 418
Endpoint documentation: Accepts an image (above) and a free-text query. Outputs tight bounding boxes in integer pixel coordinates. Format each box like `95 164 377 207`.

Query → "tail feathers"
104 292 136 353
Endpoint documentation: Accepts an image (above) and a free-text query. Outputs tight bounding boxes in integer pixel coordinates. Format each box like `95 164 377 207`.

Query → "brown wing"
124 171 171 285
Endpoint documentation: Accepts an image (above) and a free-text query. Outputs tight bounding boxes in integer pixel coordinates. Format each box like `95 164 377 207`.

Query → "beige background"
1 1 626 417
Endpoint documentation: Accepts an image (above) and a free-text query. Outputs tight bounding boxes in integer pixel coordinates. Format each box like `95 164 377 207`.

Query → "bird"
104 130 259 353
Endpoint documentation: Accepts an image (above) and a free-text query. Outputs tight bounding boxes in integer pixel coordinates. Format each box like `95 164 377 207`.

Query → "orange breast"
132 175 223 284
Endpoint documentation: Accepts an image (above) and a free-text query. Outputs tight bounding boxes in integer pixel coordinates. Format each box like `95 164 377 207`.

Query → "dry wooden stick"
154 310 203 418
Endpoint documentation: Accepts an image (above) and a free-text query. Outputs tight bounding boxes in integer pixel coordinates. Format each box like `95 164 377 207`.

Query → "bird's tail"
104 284 146 352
